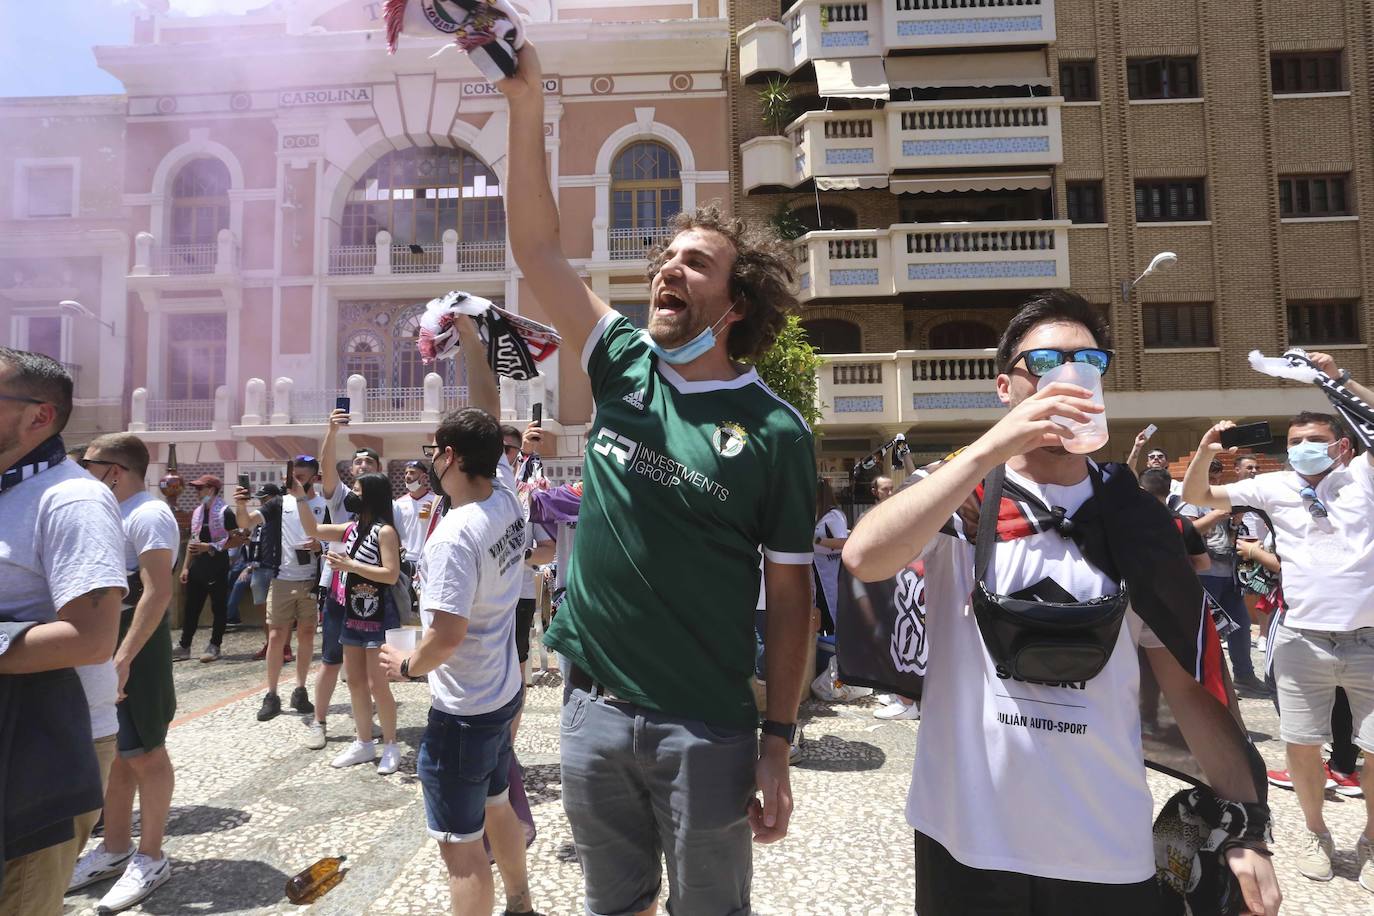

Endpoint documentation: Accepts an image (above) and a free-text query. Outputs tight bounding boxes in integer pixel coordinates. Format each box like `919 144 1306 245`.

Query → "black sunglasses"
78 458 128 472
421 444 440 459
0 393 44 405
1007 347 1113 377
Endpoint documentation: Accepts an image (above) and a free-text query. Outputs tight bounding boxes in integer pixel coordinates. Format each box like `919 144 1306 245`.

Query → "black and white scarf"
417 290 561 382
384 0 525 82
0 435 66 495
1250 347 1374 448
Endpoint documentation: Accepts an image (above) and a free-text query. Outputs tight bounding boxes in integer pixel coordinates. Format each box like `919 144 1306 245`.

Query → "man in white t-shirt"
1184 364 1374 893
68 433 180 911
233 456 328 722
380 406 535 916
393 459 438 566
0 348 125 916
845 292 1280 915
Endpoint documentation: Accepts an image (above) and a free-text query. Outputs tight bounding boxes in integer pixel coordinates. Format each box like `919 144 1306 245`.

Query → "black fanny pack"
970 465 1128 683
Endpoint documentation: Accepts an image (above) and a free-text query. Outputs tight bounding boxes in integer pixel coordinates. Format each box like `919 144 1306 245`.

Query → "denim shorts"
249 566 272 606
418 690 523 844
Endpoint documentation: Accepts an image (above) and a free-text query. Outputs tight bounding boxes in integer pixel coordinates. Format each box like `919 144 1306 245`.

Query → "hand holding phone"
334 397 351 426
1219 421 1272 450
238 473 251 492
532 402 542 427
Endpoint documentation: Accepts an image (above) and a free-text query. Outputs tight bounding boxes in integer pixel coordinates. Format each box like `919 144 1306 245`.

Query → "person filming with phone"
1182 351 1374 894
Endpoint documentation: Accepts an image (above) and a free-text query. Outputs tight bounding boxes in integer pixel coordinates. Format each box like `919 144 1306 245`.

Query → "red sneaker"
1327 765 1363 798
253 643 268 661
1266 768 1338 790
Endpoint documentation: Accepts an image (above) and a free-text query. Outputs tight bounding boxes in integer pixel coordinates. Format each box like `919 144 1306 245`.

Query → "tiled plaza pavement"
65 628 1370 914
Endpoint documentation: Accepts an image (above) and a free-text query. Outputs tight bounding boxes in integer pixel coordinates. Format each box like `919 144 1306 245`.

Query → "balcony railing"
817 350 1004 425
739 0 1056 77
794 220 1070 301
743 98 1061 192
133 229 240 277
608 225 673 261
144 398 215 431
150 244 217 275
326 231 506 277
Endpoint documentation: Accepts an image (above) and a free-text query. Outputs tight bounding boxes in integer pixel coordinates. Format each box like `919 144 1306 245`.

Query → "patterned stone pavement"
64 629 1370 914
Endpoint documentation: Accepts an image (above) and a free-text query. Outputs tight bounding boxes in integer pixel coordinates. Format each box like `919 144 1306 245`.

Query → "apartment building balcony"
742 98 1062 192
795 220 1069 301
738 0 1056 79
604 225 675 262
128 229 242 308
817 349 1005 427
326 230 506 280
128 386 233 437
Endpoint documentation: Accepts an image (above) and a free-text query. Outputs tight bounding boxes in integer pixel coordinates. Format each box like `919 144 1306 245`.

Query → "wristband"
400 657 411 679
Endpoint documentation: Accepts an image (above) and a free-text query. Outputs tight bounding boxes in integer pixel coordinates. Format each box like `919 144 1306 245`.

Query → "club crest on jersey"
421 0 463 33
711 422 747 458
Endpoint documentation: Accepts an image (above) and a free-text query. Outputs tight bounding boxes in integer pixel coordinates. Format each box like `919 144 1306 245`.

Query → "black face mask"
343 492 363 515
428 453 447 501
969 465 1129 684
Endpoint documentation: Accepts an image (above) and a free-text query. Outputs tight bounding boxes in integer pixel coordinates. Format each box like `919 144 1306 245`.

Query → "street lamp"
1119 251 1177 301
59 300 116 336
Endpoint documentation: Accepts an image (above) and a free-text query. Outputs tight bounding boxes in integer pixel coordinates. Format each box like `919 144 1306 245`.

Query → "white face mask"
405 480 424 494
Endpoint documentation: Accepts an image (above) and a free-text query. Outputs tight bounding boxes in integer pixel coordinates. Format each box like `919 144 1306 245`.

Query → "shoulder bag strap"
973 464 1006 585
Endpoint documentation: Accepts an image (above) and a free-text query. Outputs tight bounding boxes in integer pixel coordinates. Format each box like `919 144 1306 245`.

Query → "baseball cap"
189 474 222 489
404 459 428 472
254 482 284 499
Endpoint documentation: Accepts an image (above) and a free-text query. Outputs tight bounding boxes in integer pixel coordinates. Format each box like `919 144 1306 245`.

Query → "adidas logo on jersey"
623 389 646 411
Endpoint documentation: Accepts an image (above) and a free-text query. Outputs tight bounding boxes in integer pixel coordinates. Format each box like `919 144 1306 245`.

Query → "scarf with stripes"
0 436 67 495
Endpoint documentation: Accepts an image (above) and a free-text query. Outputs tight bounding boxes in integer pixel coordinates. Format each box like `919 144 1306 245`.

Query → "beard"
647 302 702 348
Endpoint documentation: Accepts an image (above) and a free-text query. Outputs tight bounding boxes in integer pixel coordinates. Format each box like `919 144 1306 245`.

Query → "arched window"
342 332 385 389
341 147 504 247
170 159 230 245
393 308 432 389
611 141 682 232
802 318 861 354
790 204 858 233
928 320 998 350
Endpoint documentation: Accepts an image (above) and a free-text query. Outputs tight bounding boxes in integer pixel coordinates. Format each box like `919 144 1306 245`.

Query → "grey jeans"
559 687 757 916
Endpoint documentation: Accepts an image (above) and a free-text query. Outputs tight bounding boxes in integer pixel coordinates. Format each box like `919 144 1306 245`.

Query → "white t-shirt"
277 492 328 582
393 490 438 564
420 475 526 716
812 507 849 616
1226 459 1374 630
121 491 180 574
520 522 553 601
906 466 1157 884
0 461 128 739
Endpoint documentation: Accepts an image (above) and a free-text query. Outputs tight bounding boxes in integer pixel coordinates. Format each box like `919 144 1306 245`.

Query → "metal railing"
145 399 215 431
150 244 217 275
443 386 470 409
457 240 506 271
328 246 375 275
392 244 443 275
608 225 673 261
364 387 427 422
284 389 345 424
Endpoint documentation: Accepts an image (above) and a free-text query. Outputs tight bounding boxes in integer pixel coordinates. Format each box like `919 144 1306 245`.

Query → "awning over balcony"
885 51 1049 90
817 175 889 191
889 173 1053 195
814 58 889 99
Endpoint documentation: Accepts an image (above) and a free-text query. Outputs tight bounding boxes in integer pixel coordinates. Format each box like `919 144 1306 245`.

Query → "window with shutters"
1271 51 1344 94
1134 179 1206 222
1143 302 1215 348
611 141 682 231
1288 300 1360 345
1066 181 1104 223
1058 61 1097 102
1126 57 1199 100
1278 174 1352 218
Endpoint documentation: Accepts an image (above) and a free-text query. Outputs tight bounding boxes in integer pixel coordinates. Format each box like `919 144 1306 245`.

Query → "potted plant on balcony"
759 76 794 136
768 204 808 241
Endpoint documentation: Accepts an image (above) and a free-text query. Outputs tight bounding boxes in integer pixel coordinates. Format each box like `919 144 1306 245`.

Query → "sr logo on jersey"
711 422 747 458
592 428 638 466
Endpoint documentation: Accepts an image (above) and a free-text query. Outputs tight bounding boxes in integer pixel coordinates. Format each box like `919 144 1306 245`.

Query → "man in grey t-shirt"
0 348 125 916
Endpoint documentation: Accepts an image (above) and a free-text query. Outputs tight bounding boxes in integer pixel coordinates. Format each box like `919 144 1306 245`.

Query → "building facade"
729 0 1374 478
0 0 730 492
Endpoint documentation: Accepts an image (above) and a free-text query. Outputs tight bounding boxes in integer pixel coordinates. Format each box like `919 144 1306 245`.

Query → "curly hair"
646 204 798 362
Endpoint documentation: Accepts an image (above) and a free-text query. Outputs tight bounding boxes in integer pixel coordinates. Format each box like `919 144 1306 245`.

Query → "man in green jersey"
499 44 816 915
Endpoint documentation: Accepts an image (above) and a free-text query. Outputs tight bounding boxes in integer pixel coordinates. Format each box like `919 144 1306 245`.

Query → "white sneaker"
304 718 327 750
874 693 894 706
1296 830 1335 881
1255 635 1268 653
875 700 921 721
68 843 134 892
1358 834 1373 895
96 852 170 913
377 742 401 775
330 739 376 768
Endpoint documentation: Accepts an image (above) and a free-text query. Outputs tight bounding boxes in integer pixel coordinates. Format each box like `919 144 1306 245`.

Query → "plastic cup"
1037 361 1108 454
385 627 419 652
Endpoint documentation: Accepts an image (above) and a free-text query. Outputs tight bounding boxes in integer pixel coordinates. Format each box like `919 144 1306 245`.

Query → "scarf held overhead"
417 291 561 382
1249 347 1374 448
384 0 526 83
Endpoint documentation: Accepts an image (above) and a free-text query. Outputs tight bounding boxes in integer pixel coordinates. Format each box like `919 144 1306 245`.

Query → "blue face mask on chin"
642 307 734 365
1288 441 1337 476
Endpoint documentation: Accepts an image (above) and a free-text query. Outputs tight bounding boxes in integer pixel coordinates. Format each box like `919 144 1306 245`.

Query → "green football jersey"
544 312 817 726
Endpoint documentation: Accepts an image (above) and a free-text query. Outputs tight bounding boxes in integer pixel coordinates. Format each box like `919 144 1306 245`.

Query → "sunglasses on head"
1007 347 1113 378
293 454 317 464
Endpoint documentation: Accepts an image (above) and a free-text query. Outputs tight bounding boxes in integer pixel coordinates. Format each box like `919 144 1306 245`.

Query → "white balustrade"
241 377 267 425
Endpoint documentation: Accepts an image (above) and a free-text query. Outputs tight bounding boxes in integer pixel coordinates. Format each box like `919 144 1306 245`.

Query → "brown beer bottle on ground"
284 855 346 903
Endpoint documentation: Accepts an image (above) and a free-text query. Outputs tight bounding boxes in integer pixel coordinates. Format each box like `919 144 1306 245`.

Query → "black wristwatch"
760 719 796 743
399 657 411 679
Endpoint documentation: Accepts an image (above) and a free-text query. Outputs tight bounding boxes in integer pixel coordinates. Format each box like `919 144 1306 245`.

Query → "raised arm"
1182 423 1236 509
231 487 265 529
1126 426 1152 472
321 409 346 497
497 42 611 360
